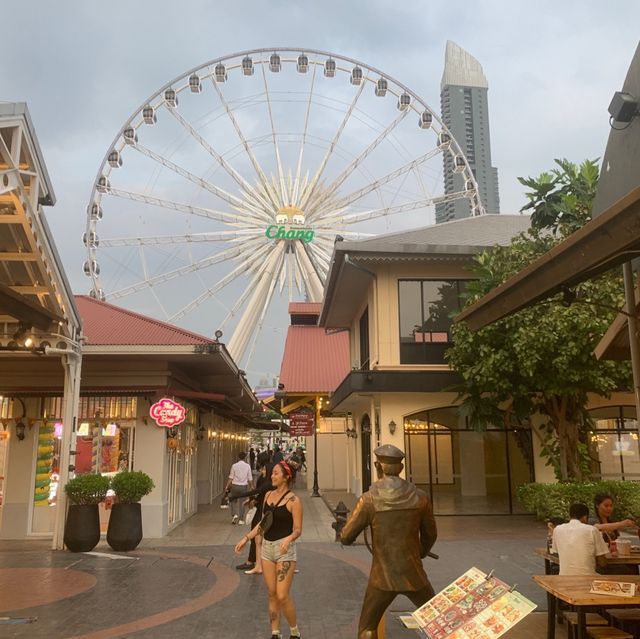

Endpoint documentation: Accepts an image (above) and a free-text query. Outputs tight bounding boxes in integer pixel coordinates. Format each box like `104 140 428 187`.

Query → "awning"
159 388 226 403
455 187 640 330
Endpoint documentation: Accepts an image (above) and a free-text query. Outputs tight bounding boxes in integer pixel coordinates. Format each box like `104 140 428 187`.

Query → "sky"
2 0 639 384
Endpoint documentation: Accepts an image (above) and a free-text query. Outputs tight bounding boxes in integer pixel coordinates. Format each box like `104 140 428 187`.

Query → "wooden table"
533 574 640 639
535 547 640 574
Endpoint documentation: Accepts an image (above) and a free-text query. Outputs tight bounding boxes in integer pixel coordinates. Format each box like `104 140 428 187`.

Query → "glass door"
0 429 8 517
360 414 372 492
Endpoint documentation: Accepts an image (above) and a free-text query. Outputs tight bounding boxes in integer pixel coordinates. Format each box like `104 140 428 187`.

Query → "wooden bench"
586 627 633 638
606 608 640 638
563 612 608 639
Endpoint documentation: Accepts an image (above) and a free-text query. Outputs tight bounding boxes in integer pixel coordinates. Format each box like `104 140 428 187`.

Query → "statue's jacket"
341 475 437 592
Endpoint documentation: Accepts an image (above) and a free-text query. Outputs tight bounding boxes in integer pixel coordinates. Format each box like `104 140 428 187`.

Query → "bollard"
331 500 350 541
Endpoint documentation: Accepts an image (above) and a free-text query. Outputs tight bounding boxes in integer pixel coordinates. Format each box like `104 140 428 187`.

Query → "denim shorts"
261 538 297 563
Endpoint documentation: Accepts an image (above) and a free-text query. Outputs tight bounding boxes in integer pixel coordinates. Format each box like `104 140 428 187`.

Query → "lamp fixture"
12 324 35 349
15 421 26 441
346 424 357 439
388 419 397 435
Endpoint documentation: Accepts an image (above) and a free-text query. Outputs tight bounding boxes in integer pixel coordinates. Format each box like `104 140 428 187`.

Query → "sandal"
245 568 263 574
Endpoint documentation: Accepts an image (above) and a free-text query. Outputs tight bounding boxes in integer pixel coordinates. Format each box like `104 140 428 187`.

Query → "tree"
447 159 632 480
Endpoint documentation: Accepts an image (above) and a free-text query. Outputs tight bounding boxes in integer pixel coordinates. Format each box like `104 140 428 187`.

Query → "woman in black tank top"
234 461 303 639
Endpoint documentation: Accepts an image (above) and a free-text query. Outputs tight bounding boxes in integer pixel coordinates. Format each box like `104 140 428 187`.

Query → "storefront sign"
265 225 314 243
289 412 314 436
150 398 186 427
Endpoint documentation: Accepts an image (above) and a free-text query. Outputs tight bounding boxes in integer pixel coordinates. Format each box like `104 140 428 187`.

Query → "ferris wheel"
84 47 482 367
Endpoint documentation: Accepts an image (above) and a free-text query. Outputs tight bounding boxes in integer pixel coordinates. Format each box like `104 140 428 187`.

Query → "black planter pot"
64 504 101 552
107 502 143 551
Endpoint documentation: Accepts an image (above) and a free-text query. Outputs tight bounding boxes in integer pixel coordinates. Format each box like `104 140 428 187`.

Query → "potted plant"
63 473 110 552
107 471 155 551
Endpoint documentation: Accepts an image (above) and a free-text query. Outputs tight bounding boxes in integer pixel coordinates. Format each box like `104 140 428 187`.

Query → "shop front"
0 295 259 541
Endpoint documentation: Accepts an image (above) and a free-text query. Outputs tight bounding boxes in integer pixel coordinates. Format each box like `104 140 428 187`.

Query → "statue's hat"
373 444 405 464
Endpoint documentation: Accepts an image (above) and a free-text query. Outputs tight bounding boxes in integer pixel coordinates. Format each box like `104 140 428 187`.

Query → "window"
359 307 370 370
398 279 470 364
589 406 640 480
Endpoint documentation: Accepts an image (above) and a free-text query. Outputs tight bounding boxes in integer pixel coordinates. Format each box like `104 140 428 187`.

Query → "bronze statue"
341 444 437 639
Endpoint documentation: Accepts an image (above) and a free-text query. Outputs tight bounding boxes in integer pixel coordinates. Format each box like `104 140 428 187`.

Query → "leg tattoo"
277 561 291 582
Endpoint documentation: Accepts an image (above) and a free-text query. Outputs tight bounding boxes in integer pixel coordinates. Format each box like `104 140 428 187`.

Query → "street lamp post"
312 396 321 497
275 383 286 448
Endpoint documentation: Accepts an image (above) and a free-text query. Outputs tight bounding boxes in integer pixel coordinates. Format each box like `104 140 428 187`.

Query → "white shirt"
551 519 609 575
228 460 253 486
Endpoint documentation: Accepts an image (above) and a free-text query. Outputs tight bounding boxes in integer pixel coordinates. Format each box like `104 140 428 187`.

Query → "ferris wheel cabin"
189 73 202 93
215 64 227 82
375 78 387 96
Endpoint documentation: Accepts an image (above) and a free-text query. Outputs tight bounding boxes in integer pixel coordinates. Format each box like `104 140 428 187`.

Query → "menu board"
412 567 536 639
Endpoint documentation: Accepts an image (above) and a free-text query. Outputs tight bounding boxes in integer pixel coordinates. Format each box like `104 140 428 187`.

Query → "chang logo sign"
265 225 315 243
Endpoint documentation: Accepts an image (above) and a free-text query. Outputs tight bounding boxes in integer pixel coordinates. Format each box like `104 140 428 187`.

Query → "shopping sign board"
150 398 186 428
289 411 314 436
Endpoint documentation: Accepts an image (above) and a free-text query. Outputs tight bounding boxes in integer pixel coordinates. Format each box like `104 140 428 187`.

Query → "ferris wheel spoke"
131 143 256 213
218 265 268 331
100 230 261 247
227 244 286 362
323 190 471 226
293 64 317 205
165 107 258 198
168 242 274 322
318 111 409 202
110 240 264 300
244 252 285 368
308 243 331 272
106 188 260 226
299 77 367 210
210 79 281 212
295 243 324 301
259 62 287 204
311 147 443 218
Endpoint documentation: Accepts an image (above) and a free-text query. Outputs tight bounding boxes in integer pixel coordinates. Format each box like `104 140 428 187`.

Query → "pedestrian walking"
272 445 283 464
249 447 256 470
225 451 253 524
235 461 303 639
341 444 437 639
233 452 274 573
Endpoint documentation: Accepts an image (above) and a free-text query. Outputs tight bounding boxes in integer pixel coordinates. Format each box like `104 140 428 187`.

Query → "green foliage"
64 473 110 505
518 481 640 521
110 471 155 504
519 158 599 236
447 158 632 480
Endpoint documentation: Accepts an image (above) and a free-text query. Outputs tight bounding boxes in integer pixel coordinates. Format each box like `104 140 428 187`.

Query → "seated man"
551 502 609 575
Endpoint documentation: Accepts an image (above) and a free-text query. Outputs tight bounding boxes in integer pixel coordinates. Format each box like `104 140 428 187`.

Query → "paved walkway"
0 485 563 638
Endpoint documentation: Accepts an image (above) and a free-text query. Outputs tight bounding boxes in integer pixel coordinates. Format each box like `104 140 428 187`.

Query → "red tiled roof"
279 326 349 393
288 302 321 315
75 296 215 346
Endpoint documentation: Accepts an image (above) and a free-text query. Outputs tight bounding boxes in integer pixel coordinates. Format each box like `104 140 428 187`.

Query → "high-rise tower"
436 41 500 223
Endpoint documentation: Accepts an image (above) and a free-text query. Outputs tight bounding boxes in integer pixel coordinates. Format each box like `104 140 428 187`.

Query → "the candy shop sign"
265 225 314 243
150 398 186 428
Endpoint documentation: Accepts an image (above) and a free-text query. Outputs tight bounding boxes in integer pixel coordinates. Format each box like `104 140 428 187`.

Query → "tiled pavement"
0 483 563 638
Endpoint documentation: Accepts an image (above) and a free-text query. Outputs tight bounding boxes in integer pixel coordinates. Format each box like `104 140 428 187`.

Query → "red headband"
278 461 293 479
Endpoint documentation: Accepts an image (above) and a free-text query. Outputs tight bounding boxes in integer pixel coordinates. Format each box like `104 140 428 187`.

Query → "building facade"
0 296 259 541
436 41 500 223
319 215 637 514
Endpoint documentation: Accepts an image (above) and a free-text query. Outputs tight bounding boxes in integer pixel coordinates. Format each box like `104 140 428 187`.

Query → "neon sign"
265 225 314 243
150 398 186 428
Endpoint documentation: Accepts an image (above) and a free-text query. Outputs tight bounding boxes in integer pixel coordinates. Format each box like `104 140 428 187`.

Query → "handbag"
259 490 290 534
220 492 230 509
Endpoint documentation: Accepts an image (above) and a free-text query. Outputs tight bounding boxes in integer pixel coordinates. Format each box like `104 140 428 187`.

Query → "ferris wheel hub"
276 204 306 225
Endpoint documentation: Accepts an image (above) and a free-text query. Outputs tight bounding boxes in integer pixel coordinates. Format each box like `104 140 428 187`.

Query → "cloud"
3 0 639 379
